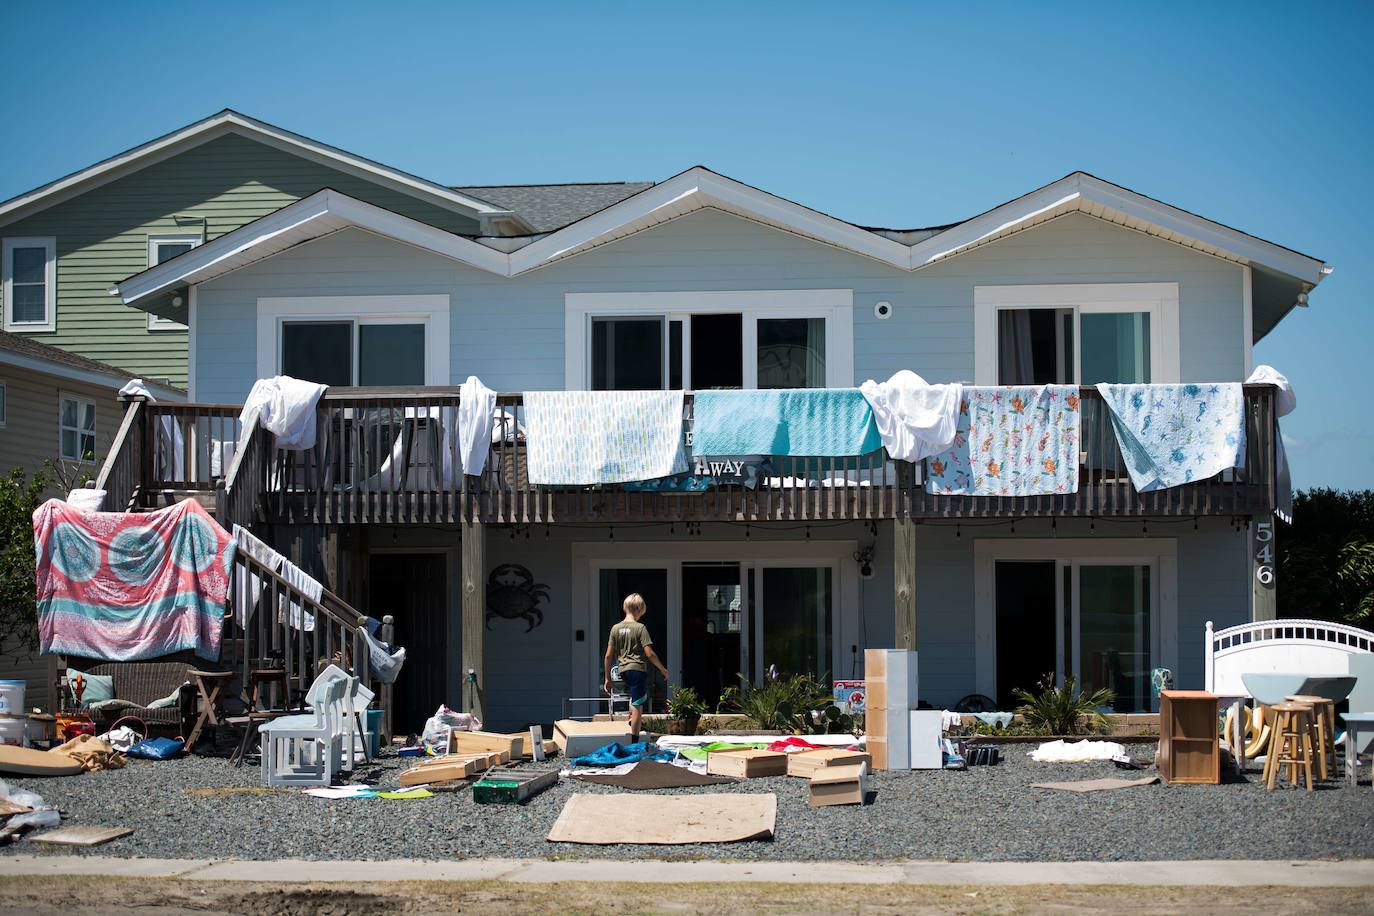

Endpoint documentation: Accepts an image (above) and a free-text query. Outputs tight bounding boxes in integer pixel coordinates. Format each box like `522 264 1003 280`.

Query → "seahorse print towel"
1095 383 1246 492
925 386 1081 496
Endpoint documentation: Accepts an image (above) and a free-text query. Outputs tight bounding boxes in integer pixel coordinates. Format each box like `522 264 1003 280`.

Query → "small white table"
1342 713 1374 788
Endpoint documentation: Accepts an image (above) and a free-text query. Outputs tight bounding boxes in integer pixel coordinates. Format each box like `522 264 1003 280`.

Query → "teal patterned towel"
692 389 882 457
1096 383 1246 492
523 391 687 485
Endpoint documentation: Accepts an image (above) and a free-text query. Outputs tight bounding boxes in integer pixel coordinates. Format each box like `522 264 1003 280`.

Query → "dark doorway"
994 560 1057 710
597 567 670 712
690 313 743 389
681 563 742 708
369 553 447 735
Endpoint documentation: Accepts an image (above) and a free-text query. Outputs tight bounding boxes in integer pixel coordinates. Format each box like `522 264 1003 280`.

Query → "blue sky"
1 2 1369 490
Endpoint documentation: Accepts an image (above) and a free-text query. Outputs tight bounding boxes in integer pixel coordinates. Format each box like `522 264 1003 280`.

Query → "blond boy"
604 592 669 741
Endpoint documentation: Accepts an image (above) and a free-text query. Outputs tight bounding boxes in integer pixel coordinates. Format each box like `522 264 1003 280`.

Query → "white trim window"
974 283 1180 386
146 234 201 331
565 290 854 390
59 394 97 462
2 237 57 332
256 295 450 386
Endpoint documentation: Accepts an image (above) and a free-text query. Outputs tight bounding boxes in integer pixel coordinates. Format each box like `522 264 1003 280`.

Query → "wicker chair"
68 661 196 738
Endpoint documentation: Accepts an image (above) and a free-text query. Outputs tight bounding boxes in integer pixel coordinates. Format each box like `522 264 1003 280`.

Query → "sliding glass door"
993 558 1156 712
753 565 835 683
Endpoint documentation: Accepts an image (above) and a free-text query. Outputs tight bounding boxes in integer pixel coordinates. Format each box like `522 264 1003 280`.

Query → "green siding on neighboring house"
0 132 481 388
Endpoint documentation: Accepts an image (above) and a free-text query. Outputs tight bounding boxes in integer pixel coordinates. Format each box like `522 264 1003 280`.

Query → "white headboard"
1205 619 1374 697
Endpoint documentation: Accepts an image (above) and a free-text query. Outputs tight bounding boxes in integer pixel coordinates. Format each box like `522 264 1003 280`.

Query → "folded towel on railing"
523 390 687 485
925 386 1081 496
691 389 882 457
1095 383 1246 492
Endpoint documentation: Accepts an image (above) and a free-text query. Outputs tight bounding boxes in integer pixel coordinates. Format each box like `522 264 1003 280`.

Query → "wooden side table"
1158 690 1220 785
185 669 235 749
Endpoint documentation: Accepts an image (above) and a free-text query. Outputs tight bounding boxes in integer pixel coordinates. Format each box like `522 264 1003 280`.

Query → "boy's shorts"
622 669 648 707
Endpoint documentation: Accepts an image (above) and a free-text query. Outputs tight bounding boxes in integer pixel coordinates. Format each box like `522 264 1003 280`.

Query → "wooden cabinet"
1158 690 1220 784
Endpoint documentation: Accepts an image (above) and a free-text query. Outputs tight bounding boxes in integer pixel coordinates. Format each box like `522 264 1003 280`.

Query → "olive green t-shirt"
609 618 652 673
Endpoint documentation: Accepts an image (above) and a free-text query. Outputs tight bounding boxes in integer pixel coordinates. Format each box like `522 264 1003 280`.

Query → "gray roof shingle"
453 182 655 234
0 329 184 393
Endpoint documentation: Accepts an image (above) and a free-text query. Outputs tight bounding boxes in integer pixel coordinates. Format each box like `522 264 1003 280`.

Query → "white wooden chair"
260 670 348 787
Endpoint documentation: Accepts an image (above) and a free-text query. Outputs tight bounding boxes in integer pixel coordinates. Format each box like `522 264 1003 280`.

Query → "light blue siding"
195 209 1246 401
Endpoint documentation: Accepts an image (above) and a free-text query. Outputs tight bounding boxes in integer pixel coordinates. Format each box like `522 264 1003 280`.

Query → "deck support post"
460 515 486 722
894 516 917 651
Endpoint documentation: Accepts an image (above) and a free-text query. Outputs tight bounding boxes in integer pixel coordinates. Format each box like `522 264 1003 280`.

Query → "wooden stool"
1287 694 1336 781
1265 701 1316 791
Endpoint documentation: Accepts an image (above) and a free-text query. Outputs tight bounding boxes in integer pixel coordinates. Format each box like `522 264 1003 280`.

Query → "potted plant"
665 685 707 735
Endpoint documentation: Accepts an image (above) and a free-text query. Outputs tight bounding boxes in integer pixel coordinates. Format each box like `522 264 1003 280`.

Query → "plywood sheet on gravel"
547 792 776 844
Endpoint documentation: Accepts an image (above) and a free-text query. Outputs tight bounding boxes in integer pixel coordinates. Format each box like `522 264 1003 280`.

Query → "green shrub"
666 685 708 720
717 673 857 735
0 467 49 653
1012 674 1114 735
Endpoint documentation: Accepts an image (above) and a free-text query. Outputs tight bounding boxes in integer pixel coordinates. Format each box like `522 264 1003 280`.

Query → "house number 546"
1254 521 1275 587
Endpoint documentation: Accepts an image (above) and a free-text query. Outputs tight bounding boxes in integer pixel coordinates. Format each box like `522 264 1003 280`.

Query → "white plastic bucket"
0 714 25 747
0 680 24 716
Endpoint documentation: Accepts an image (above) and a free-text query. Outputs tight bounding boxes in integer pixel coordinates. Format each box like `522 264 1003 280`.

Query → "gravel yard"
4 745 1372 862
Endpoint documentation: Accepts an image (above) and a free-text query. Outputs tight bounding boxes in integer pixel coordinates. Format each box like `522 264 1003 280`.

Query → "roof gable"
0 110 530 234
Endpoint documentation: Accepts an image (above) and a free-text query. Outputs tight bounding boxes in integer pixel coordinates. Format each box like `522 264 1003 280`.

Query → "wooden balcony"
100 385 1282 528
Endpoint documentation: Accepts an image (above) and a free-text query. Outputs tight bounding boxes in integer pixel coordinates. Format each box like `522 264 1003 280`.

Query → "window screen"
359 324 425 386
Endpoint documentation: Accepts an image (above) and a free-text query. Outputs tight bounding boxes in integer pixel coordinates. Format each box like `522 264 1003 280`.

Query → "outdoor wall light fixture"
874 301 893 319
853 543 875 579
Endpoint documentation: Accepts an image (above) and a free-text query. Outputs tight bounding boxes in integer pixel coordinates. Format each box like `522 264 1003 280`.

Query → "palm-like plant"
1012 674 1114 735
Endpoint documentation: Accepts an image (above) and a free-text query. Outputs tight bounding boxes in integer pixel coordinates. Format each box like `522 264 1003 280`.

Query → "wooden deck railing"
96 384 1281 524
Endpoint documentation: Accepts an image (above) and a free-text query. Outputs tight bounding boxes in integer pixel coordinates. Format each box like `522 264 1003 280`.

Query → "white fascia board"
1074 174 1330 287
507 168 911 275
0 349 184 401
0 110 528 231
114 190 512 305
907 176 1085 269
908 173 1331 287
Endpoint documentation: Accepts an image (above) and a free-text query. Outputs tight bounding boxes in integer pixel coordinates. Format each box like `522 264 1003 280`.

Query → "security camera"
874 301 893 319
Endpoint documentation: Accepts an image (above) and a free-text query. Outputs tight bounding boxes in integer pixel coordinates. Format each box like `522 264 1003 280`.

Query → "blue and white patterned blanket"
1095 383 1246 492
523 391 688 485
925 386 1081 496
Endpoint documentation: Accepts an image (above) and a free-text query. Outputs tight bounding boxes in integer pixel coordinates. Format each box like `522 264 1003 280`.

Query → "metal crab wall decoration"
486 563 550 632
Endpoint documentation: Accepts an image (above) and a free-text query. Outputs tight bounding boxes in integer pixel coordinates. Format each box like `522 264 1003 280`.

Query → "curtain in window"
997 309 1036 386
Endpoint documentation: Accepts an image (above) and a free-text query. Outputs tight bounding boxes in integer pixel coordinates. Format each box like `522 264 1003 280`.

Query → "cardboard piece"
32 826 133 847
547 793 776 844
553 719 632 758
786 748 872 778
809 762 868 807
863 649 917 770
450 730 523 759
1031 776 1160 793
572 760 737 790
707 748 787 778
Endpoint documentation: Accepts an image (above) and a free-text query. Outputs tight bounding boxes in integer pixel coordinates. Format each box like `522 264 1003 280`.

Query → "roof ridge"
453 180 654 189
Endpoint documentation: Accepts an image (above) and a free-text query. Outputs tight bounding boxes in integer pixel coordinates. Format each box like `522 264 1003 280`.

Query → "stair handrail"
94 397 146 511
229 529 373 712
219 411 265 530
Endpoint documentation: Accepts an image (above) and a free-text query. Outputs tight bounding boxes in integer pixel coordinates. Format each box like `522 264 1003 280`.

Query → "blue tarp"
569 740 676 767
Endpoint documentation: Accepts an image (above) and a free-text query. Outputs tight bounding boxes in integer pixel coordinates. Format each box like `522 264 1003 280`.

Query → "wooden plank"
460 515 486 724
450 730 523 758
